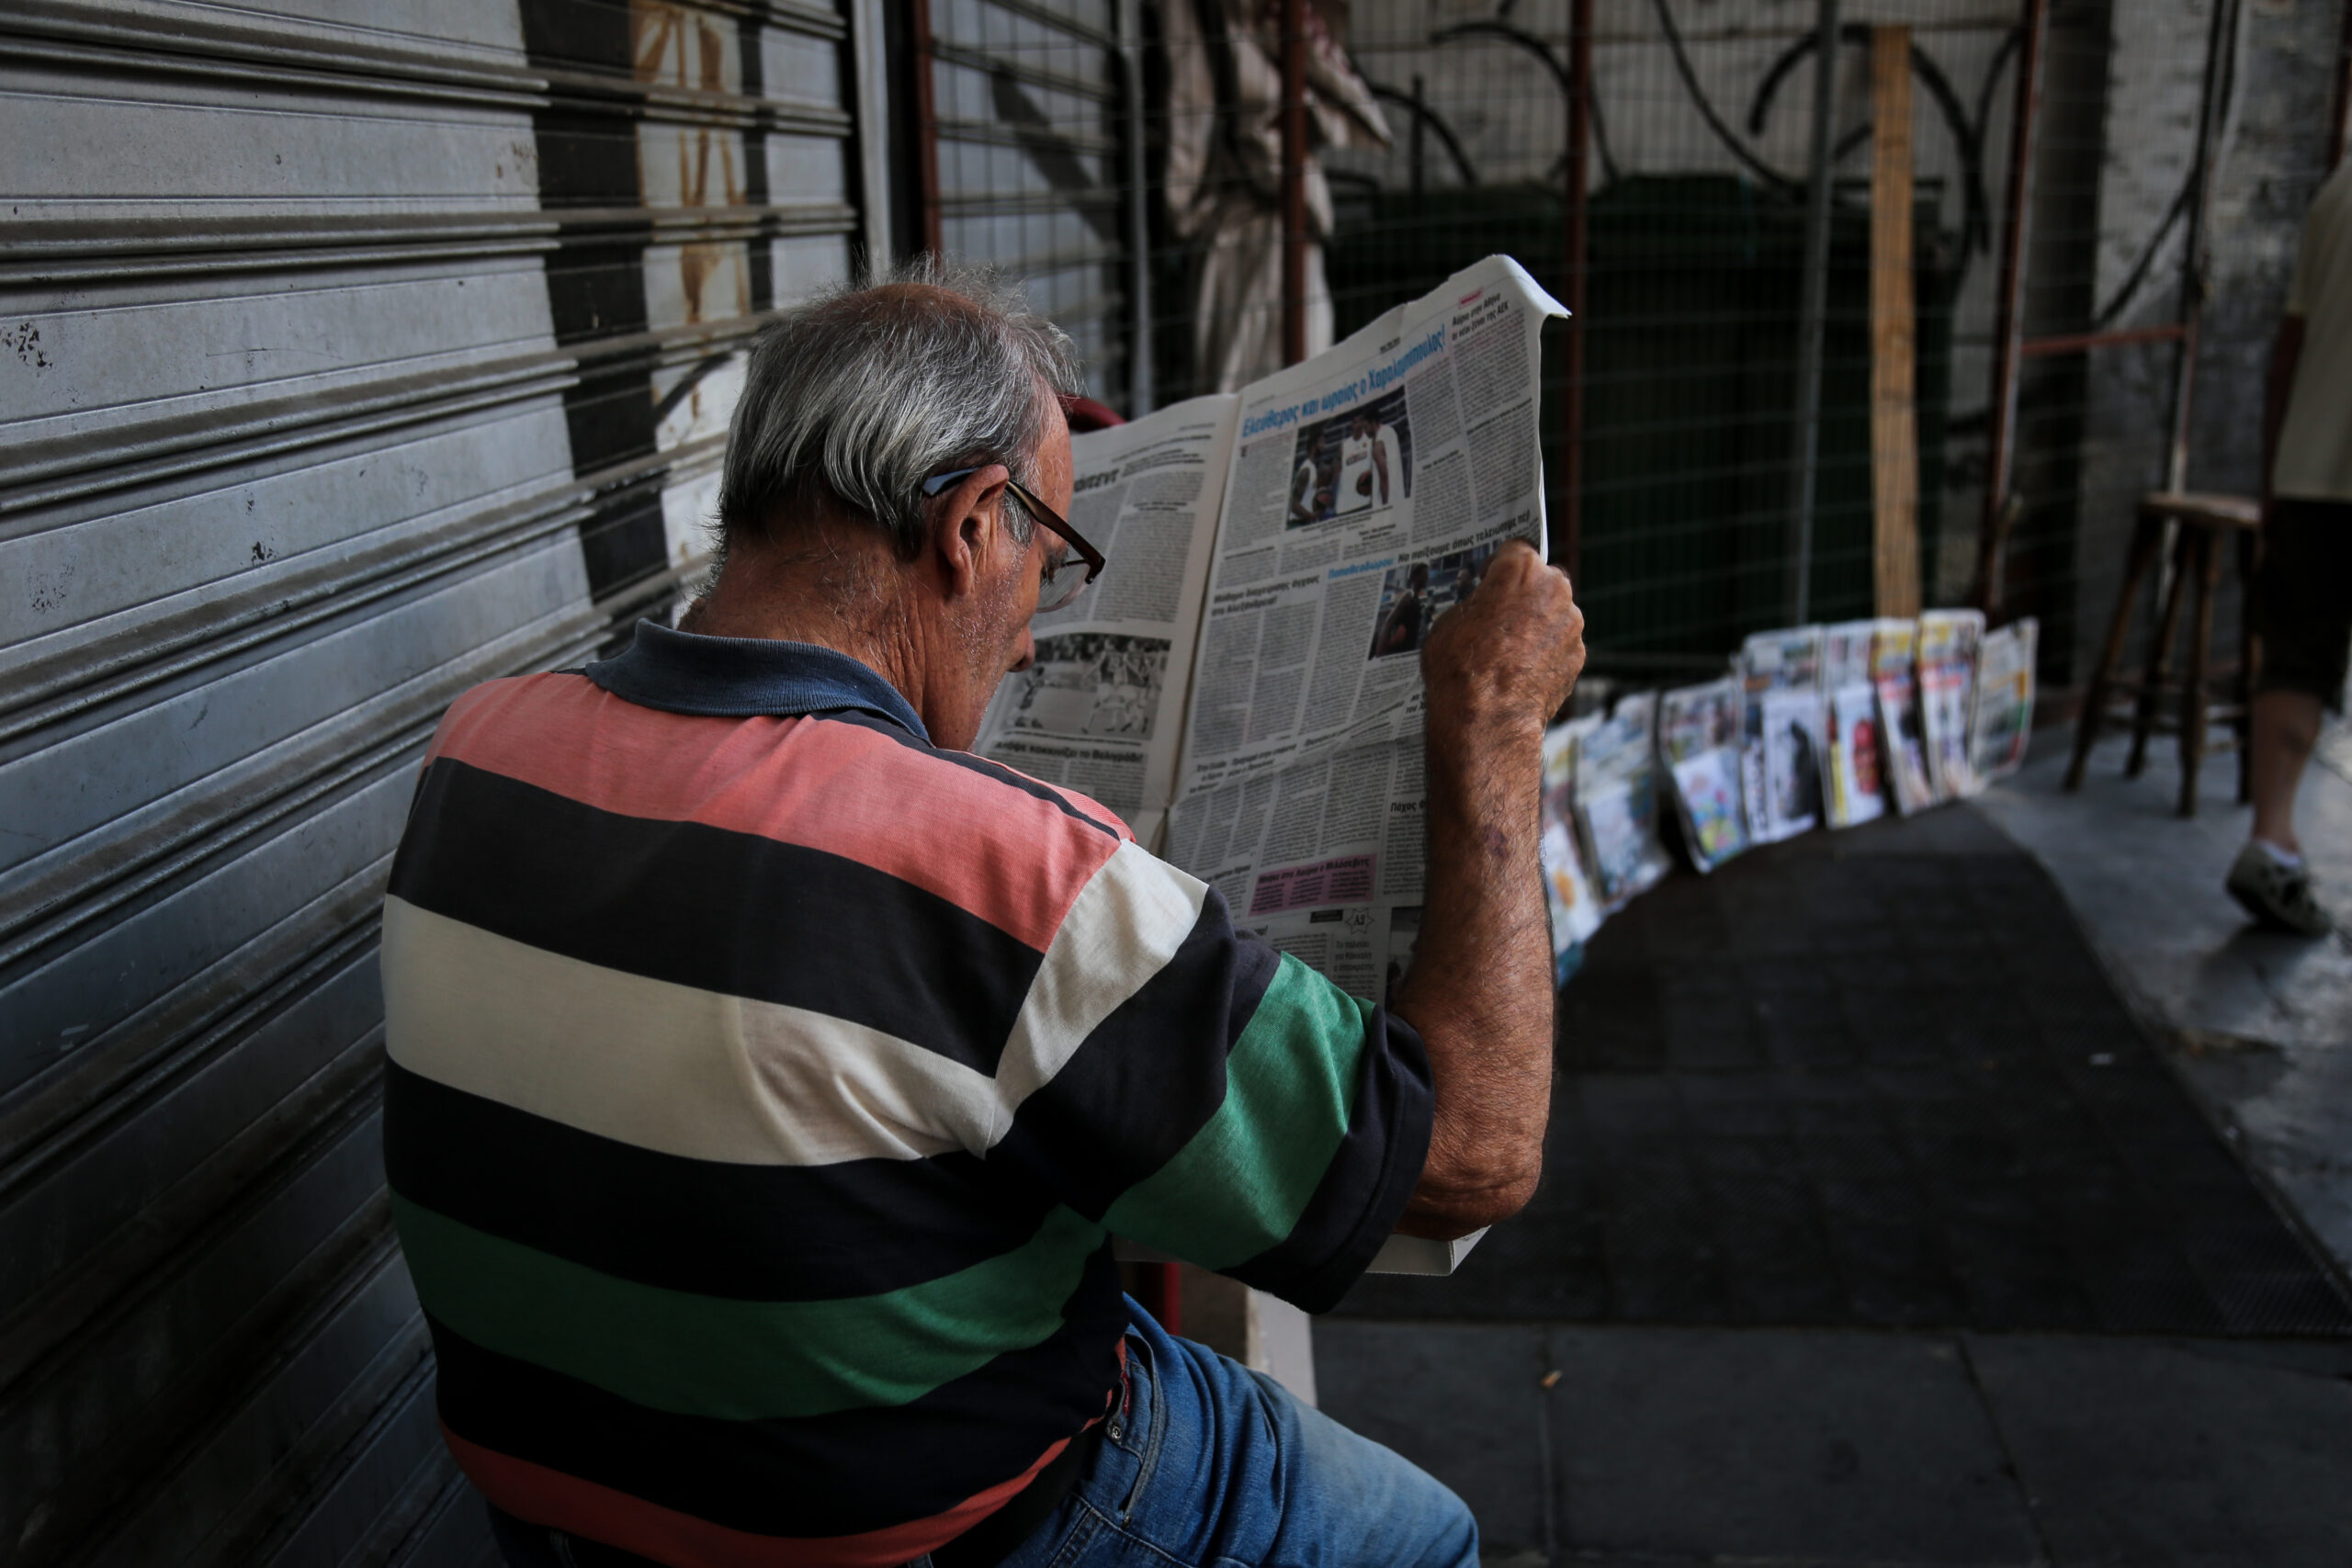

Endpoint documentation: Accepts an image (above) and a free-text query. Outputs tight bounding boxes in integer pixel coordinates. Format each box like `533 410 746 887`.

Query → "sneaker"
2225 841 2334 936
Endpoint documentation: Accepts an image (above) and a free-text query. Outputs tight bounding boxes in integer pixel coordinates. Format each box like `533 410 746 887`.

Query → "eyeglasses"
920 467 1106 614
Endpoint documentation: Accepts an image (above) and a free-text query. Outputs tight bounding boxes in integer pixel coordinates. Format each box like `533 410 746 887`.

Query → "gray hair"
715 258 1082 558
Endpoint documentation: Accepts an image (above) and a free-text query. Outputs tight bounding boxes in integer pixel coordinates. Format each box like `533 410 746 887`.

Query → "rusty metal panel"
0 0 874 1562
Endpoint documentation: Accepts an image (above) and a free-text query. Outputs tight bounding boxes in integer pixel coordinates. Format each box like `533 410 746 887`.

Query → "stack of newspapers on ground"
1537 611 2041 981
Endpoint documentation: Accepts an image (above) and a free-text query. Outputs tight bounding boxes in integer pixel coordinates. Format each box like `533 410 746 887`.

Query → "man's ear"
922 464 1012 600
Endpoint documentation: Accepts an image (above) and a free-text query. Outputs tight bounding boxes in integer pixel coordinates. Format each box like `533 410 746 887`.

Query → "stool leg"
2128 525 2193 780
2066 513 2163 792
2236 526 2259 805
2178 528 2221 818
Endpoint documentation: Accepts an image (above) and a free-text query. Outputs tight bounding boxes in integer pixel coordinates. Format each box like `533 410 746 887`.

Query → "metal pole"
2332 0 2352 170
1974 0 2047 616
2164 0 2235 494
1785 0 1840 626
1119 0 1155 413
1280 0 1308 366
1563 0 1592 580
910 0 944 256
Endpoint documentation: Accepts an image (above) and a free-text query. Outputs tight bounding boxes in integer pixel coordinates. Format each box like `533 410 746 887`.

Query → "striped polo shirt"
379 620 1433 1568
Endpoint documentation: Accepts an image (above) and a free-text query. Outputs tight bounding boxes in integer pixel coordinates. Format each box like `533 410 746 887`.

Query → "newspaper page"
1657 675 1749 872
1164 255 1567 990
976 394 1239 848
1821 620 1890 828
1969 616 2038 783
1739 626 1827 842
1174 255 1565 798
1572 694 1673 910
1918 608 1986 801
1871 619 1937 815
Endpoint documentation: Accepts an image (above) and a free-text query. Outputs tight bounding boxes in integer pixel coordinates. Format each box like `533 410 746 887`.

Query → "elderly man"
381 266 1583 1568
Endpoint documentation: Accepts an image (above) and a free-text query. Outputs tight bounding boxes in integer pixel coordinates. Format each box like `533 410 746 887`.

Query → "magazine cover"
1657 676 1749 872
1871 620 1938 814
1828 681 1890 826
1969 616 2040 783
1669 749 1749 869
1571 693 1673 909
1820 619 1891 826
1540 719 1603 983
1918 608 1987 800
1739 626 1826 842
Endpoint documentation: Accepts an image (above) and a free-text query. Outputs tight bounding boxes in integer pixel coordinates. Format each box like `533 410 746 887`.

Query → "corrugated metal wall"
922 0 1146 406
0 2 876 1562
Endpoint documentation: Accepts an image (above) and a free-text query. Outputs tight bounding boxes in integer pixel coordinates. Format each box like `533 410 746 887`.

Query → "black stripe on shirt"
1222 1004 1435 1314
390 758 1041 1075
990 891 1282 1222
384 1061 1059 1301
428 1248 1127 1538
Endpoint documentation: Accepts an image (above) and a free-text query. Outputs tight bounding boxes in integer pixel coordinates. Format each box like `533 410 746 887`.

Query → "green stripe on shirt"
1100 953 1371 1269
390 1192 1102 1420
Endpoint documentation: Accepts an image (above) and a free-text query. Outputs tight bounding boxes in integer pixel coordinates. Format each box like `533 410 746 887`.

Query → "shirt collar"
584 619 932 742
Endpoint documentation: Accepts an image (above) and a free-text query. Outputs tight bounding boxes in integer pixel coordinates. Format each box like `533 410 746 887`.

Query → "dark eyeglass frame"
920 466 1106 612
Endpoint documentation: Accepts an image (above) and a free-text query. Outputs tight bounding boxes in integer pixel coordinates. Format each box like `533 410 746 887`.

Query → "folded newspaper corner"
976 255 1568 1280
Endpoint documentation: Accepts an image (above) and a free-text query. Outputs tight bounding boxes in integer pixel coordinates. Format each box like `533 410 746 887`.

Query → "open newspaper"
981 254 1567 986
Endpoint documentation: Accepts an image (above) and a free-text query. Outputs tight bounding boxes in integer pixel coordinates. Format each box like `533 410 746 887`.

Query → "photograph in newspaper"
1918 609 1986 800
1871 622 1938 815
1003 633 1170 739
1291 388 1412 525
1970 617 2039 782
1657 677 1747 871
1367 540 1499 659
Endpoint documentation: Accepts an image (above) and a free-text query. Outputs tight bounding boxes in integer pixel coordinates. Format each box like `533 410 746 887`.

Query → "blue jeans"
492 1297 1475 1568
961 1297 1477 1568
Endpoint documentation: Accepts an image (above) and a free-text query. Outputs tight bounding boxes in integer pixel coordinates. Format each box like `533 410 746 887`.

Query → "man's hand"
1392 539 1584 1240
1419 540 1585 737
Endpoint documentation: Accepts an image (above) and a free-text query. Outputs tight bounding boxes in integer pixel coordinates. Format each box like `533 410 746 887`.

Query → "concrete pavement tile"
1545 1327 2038 1564
1312 1322 1555 1556
1966 1333 2352 1566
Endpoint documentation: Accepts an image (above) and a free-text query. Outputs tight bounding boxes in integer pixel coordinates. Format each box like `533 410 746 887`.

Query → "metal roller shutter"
921 0 1148 407
0 2 876 1562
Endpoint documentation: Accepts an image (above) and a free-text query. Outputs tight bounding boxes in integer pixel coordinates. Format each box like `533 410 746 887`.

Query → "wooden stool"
2064 491 2259 817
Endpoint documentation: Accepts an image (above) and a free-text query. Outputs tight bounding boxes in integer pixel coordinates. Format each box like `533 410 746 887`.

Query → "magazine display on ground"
1919 608 1987 801
982 255 1567 1278
1738 626 1827 843
1657 676 1748 872
1570 692 1672 910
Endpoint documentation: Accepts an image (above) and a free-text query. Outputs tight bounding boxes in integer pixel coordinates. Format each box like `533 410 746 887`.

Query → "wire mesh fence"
913 0 2346 692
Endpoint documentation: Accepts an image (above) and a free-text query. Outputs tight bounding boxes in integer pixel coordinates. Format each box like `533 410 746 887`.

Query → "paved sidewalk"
1317 721 2352 1566
1975 723 2352 1276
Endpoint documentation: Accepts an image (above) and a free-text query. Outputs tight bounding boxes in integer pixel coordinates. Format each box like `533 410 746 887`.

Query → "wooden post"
1869 26 1921 617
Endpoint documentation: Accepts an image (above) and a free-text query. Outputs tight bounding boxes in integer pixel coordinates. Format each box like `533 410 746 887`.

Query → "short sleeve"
987 840 1433 1314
